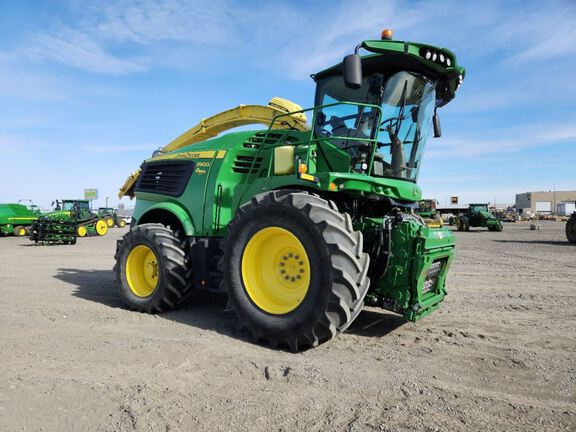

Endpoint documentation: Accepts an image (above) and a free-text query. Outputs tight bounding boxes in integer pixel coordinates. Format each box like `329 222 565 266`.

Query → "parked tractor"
115 30 465 351
0 203 40 237
416 199 443 228
567 212 576 243
30 199 109 244
455 203 503 232
98 208 127 228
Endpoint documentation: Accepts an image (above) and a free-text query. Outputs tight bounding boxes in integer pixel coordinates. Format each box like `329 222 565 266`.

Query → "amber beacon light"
381 29 393 40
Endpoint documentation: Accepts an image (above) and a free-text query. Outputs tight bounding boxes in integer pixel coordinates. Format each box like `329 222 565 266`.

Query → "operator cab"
312 30 464 183
314 71 435 181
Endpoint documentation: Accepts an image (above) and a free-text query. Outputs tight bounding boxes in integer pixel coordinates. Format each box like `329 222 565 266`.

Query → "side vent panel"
232 156 263 174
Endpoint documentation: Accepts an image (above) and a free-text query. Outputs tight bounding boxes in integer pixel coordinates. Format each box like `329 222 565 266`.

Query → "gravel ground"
0 222 575 431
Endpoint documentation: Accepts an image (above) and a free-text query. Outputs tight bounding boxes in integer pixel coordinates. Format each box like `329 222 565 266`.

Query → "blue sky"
1 0 575 210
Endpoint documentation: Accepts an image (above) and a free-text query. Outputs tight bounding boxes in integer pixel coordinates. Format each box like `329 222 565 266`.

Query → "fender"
137 202 196 236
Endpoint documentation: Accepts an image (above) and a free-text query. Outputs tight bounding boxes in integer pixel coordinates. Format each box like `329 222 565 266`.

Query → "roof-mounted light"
381 29 393 40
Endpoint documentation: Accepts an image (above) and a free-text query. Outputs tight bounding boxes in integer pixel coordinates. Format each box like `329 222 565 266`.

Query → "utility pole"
106 196 109 208
553 184 556 215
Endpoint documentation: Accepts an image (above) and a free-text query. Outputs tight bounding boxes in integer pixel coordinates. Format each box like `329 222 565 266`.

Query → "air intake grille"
232 155 263 174
243 132 293 148
135 161 195 197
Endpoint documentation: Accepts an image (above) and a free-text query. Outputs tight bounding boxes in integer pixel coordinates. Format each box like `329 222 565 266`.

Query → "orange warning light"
381 29 393 40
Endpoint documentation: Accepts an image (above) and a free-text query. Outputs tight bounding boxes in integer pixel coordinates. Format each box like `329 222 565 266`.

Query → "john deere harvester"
454 203 503 232
0 203 40 237
30 199 109 244
115 30 465 351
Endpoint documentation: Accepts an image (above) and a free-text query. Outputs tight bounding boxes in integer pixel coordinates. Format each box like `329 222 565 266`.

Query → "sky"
0 0 575 210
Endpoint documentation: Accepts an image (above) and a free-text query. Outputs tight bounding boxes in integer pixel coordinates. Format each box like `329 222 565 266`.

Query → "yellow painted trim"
147 150 222 162
299 173 317 182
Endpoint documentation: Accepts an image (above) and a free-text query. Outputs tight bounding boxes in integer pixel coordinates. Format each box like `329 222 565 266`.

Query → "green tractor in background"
115 29 465 351
455 203 503 232
98 208 127 228
566 212 576 243
30 199 109 244
0 203 40 237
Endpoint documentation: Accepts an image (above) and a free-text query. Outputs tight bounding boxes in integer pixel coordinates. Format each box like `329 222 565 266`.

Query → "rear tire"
220 190 370 352
114 223 192 313
567 213 576 243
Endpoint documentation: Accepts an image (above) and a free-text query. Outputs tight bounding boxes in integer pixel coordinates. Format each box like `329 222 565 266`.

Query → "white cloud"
427 122 576 158
23 28 146 75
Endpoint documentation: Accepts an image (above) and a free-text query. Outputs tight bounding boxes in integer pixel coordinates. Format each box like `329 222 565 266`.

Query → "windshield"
314 71 436 181
471 204 488 212
62 201 90 211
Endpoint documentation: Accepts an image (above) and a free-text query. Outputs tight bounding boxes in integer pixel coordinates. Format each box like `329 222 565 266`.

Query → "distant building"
515 191 576 214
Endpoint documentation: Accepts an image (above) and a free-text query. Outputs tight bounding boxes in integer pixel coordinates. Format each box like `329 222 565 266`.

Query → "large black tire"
13 225 27 237
220 190 370 352
114 223 192 313
456 219 464 231
567 213 576 243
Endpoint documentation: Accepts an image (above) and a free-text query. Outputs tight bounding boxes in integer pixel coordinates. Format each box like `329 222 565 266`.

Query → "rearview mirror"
433 113 441 138
343 54 362 89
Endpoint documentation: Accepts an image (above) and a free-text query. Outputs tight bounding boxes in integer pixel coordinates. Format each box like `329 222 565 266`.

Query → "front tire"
221 190 370 351
95 219 108 236
114 223 192 313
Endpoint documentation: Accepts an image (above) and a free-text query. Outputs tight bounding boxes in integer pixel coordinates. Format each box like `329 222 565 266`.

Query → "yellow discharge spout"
118 97 308 199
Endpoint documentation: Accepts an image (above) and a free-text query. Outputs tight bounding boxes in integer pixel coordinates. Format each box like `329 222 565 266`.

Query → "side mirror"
343 54 362 89
433 113 441 138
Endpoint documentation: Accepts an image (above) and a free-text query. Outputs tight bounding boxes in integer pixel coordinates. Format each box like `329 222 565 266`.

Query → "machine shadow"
493 239 576 246
54 268 251 345
54 268 406 348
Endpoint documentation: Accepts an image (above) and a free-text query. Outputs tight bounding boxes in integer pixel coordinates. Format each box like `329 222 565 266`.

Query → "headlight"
423 261 443 293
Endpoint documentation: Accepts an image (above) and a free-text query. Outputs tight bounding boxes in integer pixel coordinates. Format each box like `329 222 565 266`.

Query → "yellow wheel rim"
18 228 26 236
119 220 126 228
77 226 87 237
241 227 310 315
106 218 114 227
126 245 159 297
96 220 108 236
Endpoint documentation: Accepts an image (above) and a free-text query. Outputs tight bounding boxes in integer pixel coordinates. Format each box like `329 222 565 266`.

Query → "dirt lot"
0 222 575 431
